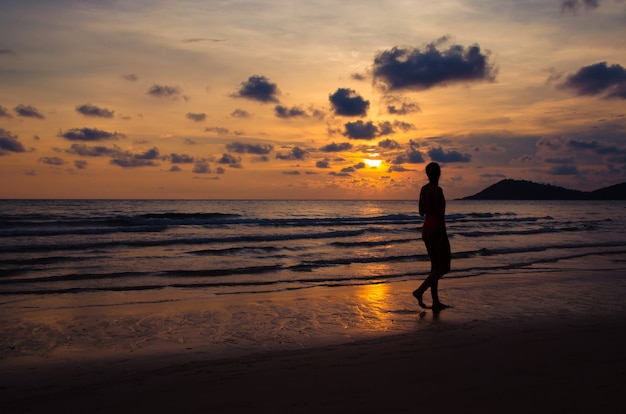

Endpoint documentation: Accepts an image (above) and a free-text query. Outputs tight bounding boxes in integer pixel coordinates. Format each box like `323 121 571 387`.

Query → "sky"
1 0 625 200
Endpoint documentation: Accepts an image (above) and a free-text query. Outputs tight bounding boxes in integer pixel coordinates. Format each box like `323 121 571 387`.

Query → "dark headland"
463 179 626 200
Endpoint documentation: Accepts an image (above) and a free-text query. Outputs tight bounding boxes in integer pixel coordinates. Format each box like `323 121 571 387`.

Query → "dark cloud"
76 104 115 118
388 165 411 172
169 165 182 172
276 146 307 160
232 75 280 103
329 88 369 117
0 128 26 155
0 105 13 118
378 138 401 150
66 143 120 157
561 0 600 14
387 102 421 115
122 74 138 82
39 156 67 166
319 142 353 152
283 170 300 175
544 156 576 164
168 153 195 163
316 159 330 168
428 147 472 163
193 162 211 174
186 112 206 122
372 41 496 91
217 153 242 167
231 108 251 118
559 62 626 99
59 128 125 141
204 127 231 135
74 160 88 169
110 148 160 168
0 48 17 56
226 142 274 155
392 141 425 164
14 104 45 119
274 105 308 118
329 171 351 177
343 120 378 140
548 165 579 175
147 84 184 99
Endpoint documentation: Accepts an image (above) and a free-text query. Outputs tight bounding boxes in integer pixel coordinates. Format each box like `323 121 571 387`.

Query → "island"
462 179 626 200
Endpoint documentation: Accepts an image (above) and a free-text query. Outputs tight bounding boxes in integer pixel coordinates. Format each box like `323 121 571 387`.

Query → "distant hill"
462 179 626 200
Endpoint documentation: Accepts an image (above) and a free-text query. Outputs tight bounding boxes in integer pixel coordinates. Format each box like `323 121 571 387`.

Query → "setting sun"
364 159 382 168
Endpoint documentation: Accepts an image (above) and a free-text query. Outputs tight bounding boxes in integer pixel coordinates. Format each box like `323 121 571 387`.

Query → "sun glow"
364 159 382 168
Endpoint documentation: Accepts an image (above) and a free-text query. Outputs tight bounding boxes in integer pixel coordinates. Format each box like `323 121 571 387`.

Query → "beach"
2 254 625 413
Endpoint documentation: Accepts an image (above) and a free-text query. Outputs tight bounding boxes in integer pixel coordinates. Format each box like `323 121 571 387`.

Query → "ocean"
1 199 625 299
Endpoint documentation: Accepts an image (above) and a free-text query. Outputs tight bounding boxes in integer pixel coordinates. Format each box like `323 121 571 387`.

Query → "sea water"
1 199 625 300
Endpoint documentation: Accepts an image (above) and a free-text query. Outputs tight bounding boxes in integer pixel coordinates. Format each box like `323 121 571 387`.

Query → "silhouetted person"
413 162 451 310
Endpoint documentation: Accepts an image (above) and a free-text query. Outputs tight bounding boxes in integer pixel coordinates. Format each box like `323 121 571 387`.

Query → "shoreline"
2 264 625 412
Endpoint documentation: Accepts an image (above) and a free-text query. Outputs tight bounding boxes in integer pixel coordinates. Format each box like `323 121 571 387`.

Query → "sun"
364 159 382 168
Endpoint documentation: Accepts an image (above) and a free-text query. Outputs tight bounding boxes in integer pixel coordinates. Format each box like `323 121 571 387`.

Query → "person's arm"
418 186 427 216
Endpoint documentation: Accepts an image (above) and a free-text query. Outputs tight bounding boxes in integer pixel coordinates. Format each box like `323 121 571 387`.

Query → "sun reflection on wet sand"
354 282 395 332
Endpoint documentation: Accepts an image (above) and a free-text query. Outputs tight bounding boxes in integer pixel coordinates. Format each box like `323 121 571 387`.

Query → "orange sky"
1 0 625 199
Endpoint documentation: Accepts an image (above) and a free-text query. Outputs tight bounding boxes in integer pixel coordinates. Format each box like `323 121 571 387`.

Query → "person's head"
425 162 441 183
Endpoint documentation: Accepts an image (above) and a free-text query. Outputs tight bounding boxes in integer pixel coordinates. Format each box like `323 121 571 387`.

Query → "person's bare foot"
431 302 450 311
412 289 429 309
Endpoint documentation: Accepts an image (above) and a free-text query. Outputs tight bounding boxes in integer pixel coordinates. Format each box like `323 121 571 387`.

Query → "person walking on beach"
413 162 451 310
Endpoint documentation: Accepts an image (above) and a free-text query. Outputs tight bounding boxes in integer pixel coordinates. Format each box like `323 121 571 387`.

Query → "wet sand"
1 260 625 413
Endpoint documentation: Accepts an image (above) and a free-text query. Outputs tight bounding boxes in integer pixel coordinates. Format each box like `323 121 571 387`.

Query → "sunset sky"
1 0 625 199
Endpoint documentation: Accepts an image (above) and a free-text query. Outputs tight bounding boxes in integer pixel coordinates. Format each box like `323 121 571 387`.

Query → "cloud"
0 48 17 56
387 102 421 115
316 159 330 168
231 108 251 118
186 112 207 122
110 148 160 168
343 120 378 139
428 147 472 163
39 156 67 166
276 146 308 160
147 84 184 99
14 104 45 119
204 126 231 135
167 153 195 163
274 105 308 118
74 160 88 169
391 141 425 164
283 170 300 175
122 74 138 82
217 153 242 167
59 128 125 141
559 62 626 99
548 165 579 175
66 143 121 157
232 75 280 103
560 0 601 14
76 104 115 118
193 161 211 174
378 138 401 150
319 142 353 152
372 41 497 91
329 88 369 116
0 128 26 155
226 142 274 155
0 105 13 118
342 120 406 140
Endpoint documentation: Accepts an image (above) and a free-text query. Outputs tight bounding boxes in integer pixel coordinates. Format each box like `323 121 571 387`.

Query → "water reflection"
355 282 394 332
